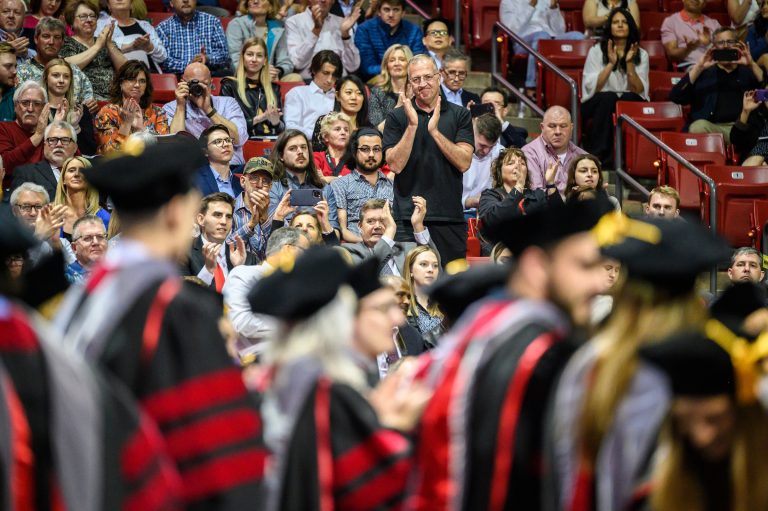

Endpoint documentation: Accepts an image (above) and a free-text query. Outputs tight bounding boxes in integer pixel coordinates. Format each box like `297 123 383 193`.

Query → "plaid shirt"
229 192 271 261
330 169 393 236
156 11 229 74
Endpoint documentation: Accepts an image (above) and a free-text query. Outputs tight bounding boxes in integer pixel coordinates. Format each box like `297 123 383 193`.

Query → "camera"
188 79 205 97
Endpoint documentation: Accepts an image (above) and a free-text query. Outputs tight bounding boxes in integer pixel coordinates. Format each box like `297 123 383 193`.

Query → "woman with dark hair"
747 1 768 66
311 74 372 152
24 0 64 31
564 153 621 209
581 7 648 164
94 60 169 154
582 0 640 38
478 147 561 228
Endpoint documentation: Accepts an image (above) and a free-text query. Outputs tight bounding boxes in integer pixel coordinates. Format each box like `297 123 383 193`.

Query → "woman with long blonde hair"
53 156 110 241
368 44 413 130
403 245 443 345
42 58 98 154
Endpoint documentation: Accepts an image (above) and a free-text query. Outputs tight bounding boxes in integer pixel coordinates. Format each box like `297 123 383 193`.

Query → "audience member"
343 197 435 276
583 0 640 38
94 0 167 73
564 153 620 209
0 0 35 62
95 60 169 154
287 207 336 244
230 156 273 259
284 49 340 138
421 17 452 69
439 49 478 107
331 127 393 242
64 213 107 282
582 8 648 164
661 0 721 69
60 0 126 101
9 181 69 263
380 273 429 355
222 226 308 353
489 241 512 264
284 0 360 79
403 244 442 343
381 273 410 314
311 74 370 151
10 119 76 200
644 185 681 218
0 80 50 180
354 0 425 81
591 256 621 324
730 89 768 165
729 0 760 28
155 0 230 76
195 124 242 198
24 0 63 32
226 0 294 79
670 28 760 143
180 192 253 291
368 43 412 130
522 105 586 194
0 42 16 121
164 62 248 164
53 155 109 241
480 86 528 148
500 0 584 98
220 37 284 139
313 111 351 179
462 113 503 211
383 54 474 264
478 147 560 228
17 17 96 111
42 58 96 155
727 246 764 283
746 1 768 65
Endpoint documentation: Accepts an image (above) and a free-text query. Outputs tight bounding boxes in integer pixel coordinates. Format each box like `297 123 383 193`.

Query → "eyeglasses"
409 72 439 85
443 70 467 79
246 174 272 185
714 39 738 47
17 99 44 109
357 145 382 154
74 234 107 244
208 137 234 147
45 136 73 146
426 29 449 36
15 203 44 212
75 13 97 20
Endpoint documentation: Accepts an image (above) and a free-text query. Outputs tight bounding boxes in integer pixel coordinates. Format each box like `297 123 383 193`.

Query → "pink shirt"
522 135 586 194
660 11 721 68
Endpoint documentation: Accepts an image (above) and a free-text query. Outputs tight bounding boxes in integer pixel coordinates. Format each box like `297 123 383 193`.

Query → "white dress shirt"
462 143 503 208
284 9 361 79
500 0 566 38
283 81 337 138
196 237 229 285
441 84 464 107
222 262 277 346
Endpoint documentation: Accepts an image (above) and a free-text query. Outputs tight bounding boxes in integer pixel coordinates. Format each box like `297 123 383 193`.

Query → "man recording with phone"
670 27 762 143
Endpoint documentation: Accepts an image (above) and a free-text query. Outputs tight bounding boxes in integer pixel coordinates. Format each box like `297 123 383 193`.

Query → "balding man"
0 0 35 62
522 105 586 194
163 62 248 165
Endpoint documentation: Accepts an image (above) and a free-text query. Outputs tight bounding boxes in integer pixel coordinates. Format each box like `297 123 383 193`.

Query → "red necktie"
213 263 226 293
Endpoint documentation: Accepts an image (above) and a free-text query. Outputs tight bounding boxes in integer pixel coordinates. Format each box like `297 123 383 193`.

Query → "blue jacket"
195 165 244 198
354 17 426 80
747 24 768 62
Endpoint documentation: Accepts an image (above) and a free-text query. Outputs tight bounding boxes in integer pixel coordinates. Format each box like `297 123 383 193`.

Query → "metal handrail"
404 0 432 22
454 0 460 48
614 114 719 293
491 22 579 141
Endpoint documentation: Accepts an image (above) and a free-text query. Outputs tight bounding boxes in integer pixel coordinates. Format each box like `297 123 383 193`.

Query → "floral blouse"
94 102 170 155
60 37 114 100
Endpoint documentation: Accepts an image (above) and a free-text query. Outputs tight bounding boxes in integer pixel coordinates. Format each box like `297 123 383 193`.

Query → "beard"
356 157 381 173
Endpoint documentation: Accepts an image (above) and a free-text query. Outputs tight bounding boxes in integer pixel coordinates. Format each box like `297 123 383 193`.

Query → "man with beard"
10 119 77 200
406 198 611 511
329 127 393 243
64 214 107 283
0 42 16 121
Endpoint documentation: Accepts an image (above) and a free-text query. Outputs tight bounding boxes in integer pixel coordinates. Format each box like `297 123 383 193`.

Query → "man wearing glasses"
229 156 274 260
422 17 453 69
195 124 241 199
383 53 474 265
9 181 72 265
65 214 107 283
0 80 51 184
439 49 479 108
10 119 77 200
670 27 761 143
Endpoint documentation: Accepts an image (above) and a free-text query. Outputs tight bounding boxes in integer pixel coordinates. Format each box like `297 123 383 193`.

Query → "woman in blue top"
54 156 110 242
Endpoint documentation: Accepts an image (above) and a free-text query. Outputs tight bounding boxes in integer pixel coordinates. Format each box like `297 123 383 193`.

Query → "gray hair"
442 48 470 68
406 53 438 78
730 247 763 267
265 227 306 257
72 214 105 240
44 120 77 143
34 16 65 37
9 182 49 205
2 0 27 14
13 80 47 103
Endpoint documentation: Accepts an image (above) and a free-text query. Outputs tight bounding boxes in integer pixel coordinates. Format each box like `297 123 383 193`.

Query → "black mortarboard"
639 330 735 397
347 257 382 299
710 282 768 337
0 216 38 258
426 261 510 323
82 135 207 213
597 216 731 293
481 196 613 256
248 247 352 321
18 251 69 308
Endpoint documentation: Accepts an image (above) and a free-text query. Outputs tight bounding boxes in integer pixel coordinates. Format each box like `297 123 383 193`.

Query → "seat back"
640 40 670 71
639 12 670 40
648 70 684 101
536 39 593 108
658 132 726 209
276 81 304 104
243 139 275 160
563 10 585 33
150 73 178 103
462 0 499 50
662 0 726 11
211 76 223 96
637 0 660 10
616 101 685 177
220 16 233 31
148 11 173 26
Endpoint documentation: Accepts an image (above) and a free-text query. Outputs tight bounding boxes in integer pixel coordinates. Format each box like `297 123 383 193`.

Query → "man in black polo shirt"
382 53 474 264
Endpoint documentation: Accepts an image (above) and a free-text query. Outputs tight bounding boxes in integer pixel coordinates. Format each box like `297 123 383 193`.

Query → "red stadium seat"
700 165 768 247
658 132 726 210
150 73 177 103
467 236 481 257
563 10 585 33
143 0 166 12
558 0 584 10
462 0 499 50
276 81 304 104
637 0 661 10
640 40 670 71
147 11 173 26
243 139 275 160
615 101 685 178
536 39 594 108
211 76 223 96
220 16 233 31
648 70 684 101
640 12 672 40
708 12 732 25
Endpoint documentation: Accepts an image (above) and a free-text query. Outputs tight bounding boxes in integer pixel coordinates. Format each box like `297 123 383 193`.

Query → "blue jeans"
515 31 585 89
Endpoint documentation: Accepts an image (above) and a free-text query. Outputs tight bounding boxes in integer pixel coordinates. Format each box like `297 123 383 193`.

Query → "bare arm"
728 0 752 26
431 132 473 173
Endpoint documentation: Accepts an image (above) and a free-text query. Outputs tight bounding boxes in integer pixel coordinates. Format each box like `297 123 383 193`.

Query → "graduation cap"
0 216 38 258
596 214 731 294
481 196 613 256
347 257 382 299
426 261 510 323
248 246 352 321
710 282 768 337
82 134 207 213
639 330 736 398
18 251 70 310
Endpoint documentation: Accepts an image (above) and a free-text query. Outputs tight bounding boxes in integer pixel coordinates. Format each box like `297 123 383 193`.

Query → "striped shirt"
156 11 228 74
330 169 393 236
229 192 271 261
